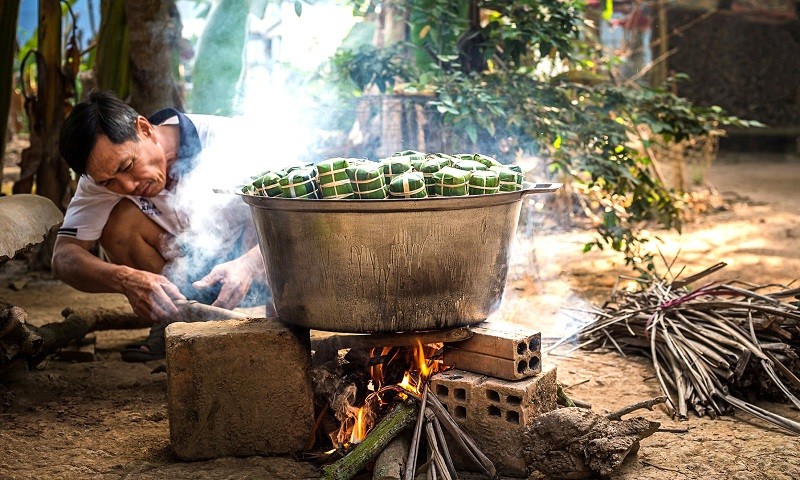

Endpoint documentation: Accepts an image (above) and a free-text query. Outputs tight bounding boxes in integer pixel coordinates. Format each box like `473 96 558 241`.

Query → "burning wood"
552 262 800 434
312 342 497 480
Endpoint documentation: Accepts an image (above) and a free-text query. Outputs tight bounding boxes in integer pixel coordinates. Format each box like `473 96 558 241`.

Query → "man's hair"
59 90 140 176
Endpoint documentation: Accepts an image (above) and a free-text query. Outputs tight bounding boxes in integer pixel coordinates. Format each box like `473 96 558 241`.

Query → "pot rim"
238 181 562 213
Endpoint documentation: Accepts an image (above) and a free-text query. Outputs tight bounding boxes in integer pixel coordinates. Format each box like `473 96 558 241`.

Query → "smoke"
163 50 325 301
160 0 368 305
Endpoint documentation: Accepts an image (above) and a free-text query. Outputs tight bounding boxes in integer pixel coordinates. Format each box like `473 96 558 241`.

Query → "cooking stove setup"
164 182 561 477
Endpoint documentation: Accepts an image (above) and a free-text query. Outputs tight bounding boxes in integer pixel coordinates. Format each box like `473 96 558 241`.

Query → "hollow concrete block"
431 362 557 476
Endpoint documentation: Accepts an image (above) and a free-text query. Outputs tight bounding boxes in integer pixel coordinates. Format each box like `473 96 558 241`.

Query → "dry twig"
556 264 800 435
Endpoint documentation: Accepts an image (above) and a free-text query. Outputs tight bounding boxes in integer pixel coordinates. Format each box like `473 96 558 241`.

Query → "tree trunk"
649 0 669 87
0 0 22 172
14 0 71 204
34 0 71 208
123 0 183 115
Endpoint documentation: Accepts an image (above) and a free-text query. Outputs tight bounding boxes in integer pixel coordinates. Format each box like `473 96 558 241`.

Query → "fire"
337 341 444 446
349 405 368 444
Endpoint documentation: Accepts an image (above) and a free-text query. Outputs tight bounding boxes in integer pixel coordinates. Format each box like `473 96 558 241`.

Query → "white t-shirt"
58 111 236 242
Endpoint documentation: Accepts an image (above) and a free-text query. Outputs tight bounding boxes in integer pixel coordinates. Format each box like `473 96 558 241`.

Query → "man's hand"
52 237 185 324
191 247 264 309
120 269 186 321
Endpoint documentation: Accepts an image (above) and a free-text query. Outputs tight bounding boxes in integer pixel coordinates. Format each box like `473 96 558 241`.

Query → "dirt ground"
1 151 799 479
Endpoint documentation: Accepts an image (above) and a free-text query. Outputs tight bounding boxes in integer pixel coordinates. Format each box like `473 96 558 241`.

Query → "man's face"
86 117 168 197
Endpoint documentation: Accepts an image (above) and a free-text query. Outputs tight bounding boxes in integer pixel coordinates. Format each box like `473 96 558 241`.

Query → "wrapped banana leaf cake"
239 151 533 200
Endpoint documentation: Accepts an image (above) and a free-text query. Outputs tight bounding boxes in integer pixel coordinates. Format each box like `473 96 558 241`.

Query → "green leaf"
294 1 302 17
465 124 478 144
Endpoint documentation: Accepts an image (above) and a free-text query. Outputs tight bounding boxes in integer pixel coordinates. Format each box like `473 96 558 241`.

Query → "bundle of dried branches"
551 262 800 435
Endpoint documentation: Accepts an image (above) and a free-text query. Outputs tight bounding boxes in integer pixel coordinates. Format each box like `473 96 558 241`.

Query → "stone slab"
166 318 314 460
0 194 62 267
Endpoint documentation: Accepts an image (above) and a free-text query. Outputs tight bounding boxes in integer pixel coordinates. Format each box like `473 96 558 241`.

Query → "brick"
458 323 541 360
430 362 557 476
443 323 541 380
443 347 541 381
431 369 481 425
166 318 314 460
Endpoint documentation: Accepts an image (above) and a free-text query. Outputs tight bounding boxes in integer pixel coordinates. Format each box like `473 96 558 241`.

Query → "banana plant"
190 0 251 115
94 0 131 101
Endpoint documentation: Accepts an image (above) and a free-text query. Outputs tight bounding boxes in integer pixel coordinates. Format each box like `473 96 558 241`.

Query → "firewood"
404 385 428 480
424 410 454 480
54 334 96 362
426 409 456 480
557 264 800 435
606 396 667 421
59 307 151 331
1 299 254 373
373 431 410 480
322 401 418 480
424 390 496 478
1 302 43 361
312 328 473 364
174 300 250 320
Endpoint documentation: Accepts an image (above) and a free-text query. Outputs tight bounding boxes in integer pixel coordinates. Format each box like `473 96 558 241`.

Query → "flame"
335 341 444 447
370 347 395 390
349 406 368 444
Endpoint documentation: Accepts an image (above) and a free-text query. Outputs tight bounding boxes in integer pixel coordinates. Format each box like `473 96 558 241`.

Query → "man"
53 90 268 361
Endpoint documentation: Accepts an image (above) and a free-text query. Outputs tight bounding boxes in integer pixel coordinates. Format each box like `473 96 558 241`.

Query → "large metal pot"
241 182 561 333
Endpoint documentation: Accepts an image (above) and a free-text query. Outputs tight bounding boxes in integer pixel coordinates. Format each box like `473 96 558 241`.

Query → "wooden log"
58 300 251 332
312 328 473 365
54 333 96 362
174 300 250 321
59 307 151 331
314 328 472 350
322 401 418 480
1 302 43 359
524 407 660 479
373 431 410 480
1 300 257 371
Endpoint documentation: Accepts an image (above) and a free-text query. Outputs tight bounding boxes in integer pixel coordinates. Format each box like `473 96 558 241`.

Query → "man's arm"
52 236 185 321
191 245 265 309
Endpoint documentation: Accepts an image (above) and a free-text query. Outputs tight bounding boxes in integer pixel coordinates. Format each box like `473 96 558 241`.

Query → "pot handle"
521 182 563 196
